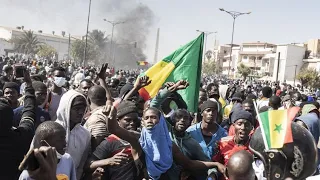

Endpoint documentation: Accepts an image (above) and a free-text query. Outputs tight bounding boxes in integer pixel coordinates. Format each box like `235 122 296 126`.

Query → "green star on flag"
274 124 283 134
258 107 300 149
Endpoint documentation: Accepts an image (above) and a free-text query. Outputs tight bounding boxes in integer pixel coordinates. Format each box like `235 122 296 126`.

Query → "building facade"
0 26 80 60
306 39 320 58
272 44 306 83
238 42 276 76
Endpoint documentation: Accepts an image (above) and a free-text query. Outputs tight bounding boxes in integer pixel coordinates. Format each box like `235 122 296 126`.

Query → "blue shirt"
186 122 227 159
13 106 51 129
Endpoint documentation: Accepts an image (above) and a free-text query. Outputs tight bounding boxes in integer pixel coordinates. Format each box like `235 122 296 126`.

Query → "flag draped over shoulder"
258 107 299 149
139 33 204 112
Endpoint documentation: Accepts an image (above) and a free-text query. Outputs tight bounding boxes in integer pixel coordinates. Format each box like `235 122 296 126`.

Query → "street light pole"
196 30 217 61
103 19 125 66
219 8 251 78
83 0 92 67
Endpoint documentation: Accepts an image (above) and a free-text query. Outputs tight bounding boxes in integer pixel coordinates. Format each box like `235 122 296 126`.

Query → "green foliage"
297 68 320 88
202 61 217 75
37 44 57 60
71 39 98 65
12 30 42 55
205 50 213 61
88 29 109 64
237 63 251 81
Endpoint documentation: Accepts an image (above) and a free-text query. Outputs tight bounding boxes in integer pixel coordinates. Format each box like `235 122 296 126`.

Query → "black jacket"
0 85 36 179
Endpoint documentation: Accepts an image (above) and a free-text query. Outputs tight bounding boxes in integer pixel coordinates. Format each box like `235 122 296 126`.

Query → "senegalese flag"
139 33 204 112
137 61 149 66
258 107 299 149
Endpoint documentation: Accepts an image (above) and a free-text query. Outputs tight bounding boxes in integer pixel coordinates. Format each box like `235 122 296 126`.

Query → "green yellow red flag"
258 107 300 149
139 33 204 112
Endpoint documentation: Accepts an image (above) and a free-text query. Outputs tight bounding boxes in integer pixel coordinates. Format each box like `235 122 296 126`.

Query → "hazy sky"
0 0 319 61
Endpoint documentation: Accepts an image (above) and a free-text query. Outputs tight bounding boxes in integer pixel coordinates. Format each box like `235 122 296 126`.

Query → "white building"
272 44 306 83
0 38 13 55
238 42 276 76
0 26 80 60
215 44 240 76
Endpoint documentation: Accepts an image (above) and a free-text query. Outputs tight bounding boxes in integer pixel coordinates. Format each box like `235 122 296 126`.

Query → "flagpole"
253 100 270 150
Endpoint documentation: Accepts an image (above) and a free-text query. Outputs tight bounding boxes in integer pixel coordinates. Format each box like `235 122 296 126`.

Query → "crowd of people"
0 56 319 180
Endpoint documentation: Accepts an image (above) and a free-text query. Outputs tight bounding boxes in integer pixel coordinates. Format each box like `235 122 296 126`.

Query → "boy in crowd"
19 121 76 180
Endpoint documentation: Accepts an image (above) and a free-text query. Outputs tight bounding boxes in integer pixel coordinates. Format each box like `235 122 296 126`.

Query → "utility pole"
68 33 71 63
276 52 281 82
294 64 298 86
154 28 160 64
103 19 126 66
83 0 92 67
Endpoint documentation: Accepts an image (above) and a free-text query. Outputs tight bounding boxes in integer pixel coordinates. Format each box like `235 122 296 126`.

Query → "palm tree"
12 30 42 55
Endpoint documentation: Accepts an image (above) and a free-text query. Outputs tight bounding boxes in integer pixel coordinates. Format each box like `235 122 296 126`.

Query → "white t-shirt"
48 89 66 120
19 153 76 180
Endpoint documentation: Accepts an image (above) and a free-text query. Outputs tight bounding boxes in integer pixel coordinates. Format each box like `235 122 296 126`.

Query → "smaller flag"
258 107 299 149
136 61 149 66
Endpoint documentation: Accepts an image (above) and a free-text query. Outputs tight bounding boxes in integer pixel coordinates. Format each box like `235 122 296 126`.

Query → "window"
258 56 263 60
250 56 256 60
243 56 248 59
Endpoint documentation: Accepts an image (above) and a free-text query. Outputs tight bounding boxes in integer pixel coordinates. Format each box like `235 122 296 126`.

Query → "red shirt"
212 136 252 166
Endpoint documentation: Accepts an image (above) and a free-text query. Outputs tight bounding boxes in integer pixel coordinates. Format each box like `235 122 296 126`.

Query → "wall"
0 39 13 55
307 39 320 57
0 27 12 40
272 45 305 83
242 45 274 52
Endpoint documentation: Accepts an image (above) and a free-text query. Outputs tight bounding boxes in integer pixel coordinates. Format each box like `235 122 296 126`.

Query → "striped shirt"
84 106 109 137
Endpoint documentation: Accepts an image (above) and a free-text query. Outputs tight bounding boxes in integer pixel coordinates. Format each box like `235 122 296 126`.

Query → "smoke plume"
0 0 156 68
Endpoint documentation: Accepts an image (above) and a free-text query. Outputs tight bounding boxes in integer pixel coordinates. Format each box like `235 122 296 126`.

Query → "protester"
0 70 36 179
19 121 76 180
87 101 139 180
55 90 91 179
48 67 67 120
3 82 20 108
187 100 228 160
213 110 253 166
14 81 51 129
226 150 256 180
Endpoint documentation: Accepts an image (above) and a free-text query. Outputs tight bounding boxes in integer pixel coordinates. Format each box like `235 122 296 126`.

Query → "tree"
71 40 98 65
89 29 108 51
237 63 251 81
297 68 320 88
12 30 42 55
88 30 109 64
37 44 57 60
205 50 213 61
202 61 216 75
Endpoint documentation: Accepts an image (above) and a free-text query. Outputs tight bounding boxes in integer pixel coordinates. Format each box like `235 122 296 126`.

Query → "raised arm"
18 70 36 137
102 105 141 152
97 63 113 105
123 76 151 101
149 80 189 108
